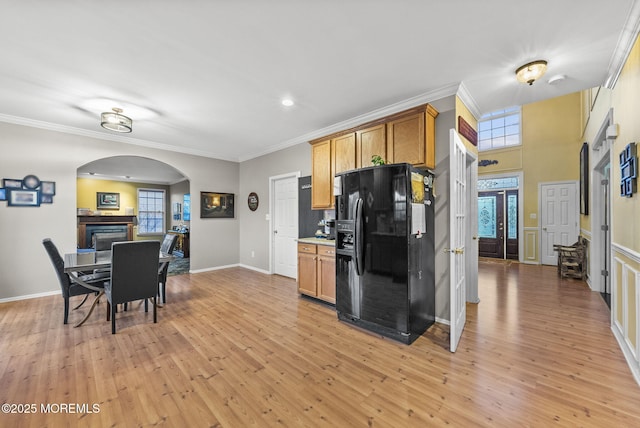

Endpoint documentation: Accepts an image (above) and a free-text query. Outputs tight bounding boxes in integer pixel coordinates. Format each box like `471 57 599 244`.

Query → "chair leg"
106 302 110 321
153 296 157 323
64 297 69 324
111 304 116 334
162 282 167 304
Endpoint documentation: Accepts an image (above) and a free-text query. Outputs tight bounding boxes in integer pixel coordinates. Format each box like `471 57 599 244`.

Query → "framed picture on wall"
7 189 40 207
200 192 234 218
580 142 589 214
97 192 120 209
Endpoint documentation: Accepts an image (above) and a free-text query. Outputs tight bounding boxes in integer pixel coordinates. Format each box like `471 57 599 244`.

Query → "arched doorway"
76 156 190 272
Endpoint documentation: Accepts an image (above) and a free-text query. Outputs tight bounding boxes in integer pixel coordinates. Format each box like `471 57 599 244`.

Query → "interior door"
540 182 579 265
449 130 467 353
274 175 298 278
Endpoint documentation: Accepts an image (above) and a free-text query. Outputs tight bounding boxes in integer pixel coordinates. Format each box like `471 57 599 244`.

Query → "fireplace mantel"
77 215 136 249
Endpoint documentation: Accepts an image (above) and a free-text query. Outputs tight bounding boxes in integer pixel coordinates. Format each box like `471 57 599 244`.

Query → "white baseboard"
0 290 60 304
238 264 271 275
612 321 640 387
189 263 240 274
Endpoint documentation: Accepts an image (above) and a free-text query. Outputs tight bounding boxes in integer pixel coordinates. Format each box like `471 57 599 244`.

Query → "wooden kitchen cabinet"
356 124 386 168
311 133 356 209
310 104 438 208
311 139 333 209
297 243 336 304
317 246 336 304
333 133 356 175
386 104 438 169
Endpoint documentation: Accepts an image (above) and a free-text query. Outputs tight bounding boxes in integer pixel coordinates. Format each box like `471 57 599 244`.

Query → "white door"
449 130 467 353
540 182 579 265
273 175 298 278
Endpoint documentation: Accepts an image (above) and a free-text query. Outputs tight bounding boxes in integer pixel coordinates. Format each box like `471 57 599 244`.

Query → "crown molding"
0 113 240 162
238 83 460 162
605 0 640 88
456 82 481 119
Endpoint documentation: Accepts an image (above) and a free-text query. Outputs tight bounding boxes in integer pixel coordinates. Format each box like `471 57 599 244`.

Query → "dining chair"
42 238 110 325
158 233 178 303
105 240 161 334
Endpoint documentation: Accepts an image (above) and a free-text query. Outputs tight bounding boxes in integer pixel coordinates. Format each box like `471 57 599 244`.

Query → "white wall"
0 122 239 300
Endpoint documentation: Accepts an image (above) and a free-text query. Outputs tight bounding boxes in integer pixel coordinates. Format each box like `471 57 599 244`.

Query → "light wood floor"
1 261 639 427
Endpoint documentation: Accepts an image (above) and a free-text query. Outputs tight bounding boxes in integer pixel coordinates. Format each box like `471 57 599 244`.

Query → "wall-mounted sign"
458 116 478 146
248 192 259 211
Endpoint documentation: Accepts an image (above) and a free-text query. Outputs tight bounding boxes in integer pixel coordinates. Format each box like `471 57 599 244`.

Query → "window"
478 107 521 151
137 189 165 235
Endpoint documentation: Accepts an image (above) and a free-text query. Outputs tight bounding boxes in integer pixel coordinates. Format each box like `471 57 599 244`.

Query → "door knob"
542 227 547 231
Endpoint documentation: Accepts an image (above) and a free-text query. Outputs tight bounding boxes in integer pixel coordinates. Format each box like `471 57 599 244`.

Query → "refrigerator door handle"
354 197 364 276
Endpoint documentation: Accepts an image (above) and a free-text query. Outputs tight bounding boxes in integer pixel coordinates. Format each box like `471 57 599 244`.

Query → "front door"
540 181 579 266
478 190 519 259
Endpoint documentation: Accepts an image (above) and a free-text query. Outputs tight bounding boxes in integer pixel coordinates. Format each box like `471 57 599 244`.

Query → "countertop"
298 237 335 246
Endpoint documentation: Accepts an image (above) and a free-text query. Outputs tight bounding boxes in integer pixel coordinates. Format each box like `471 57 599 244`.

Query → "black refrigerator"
335 163 435 344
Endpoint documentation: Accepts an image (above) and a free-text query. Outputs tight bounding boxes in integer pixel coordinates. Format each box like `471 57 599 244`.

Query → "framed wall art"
200 192 234 218
579 142 589 214
97 192 120 209
3 178 22 189
7 189 40 207
41 181 56 195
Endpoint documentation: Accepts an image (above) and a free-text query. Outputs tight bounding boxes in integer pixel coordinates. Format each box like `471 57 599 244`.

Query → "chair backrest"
42 238 71 296
110 240 161 304
160 233 178 255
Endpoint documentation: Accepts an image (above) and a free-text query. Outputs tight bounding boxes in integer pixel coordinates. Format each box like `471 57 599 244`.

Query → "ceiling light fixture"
100 107 132 133
282 98 294 107
515 60 548 85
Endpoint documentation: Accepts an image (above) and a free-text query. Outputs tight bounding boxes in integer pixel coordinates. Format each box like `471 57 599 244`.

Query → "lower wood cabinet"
297 243 336 304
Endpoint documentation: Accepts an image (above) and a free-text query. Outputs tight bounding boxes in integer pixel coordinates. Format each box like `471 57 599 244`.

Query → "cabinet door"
298 252 318 296
333 133 356 175
356 124 386 168
386 112 425 166
311 140 333 209
317 248 336 304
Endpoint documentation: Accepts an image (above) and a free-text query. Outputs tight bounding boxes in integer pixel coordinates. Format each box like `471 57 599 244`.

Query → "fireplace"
77 215 136 249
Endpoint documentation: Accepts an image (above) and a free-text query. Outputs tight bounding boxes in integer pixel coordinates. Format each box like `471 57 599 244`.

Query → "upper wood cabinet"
356 124 386 168
386 104 438 169
333 133 356 175
310 103 438 209
311 139 333 209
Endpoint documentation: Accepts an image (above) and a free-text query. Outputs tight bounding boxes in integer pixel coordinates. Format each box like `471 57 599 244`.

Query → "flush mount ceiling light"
100 107 132 133
281 98 294 107
515 60 548 85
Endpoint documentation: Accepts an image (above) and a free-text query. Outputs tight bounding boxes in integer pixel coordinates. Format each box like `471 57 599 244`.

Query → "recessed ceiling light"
281 98 294 107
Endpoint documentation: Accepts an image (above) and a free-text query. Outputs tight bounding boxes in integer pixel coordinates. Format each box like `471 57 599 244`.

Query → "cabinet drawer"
318 246 335 257
298 243 317 254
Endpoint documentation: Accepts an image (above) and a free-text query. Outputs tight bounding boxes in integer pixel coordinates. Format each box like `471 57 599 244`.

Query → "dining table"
63 249 174 327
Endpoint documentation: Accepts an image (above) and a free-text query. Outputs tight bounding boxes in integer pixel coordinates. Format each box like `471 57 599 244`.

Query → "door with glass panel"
478 190 518 260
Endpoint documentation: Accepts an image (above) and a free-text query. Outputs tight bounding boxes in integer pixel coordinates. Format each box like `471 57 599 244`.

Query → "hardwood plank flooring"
1 261 639 427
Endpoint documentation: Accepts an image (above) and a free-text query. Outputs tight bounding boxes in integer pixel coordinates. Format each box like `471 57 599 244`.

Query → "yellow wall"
585 34 640 382
455 96 479 155
77 178 169 241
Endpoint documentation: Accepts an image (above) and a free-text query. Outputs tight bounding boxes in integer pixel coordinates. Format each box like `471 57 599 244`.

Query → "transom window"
478 107 521 151
137 188 165 235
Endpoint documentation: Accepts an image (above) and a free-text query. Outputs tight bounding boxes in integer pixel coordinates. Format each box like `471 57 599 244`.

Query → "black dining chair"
42 238 110 325
105 240 161 334
158 233 178 303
